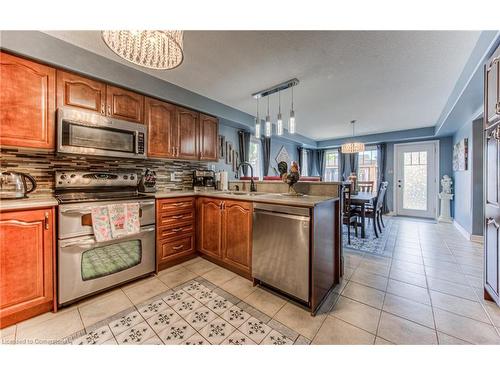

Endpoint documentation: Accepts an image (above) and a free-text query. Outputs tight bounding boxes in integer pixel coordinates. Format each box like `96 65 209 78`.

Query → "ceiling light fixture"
252 79 299 138
255 98 261 138
289 86 296 134
101 30 184 70
341 120 365 153
265 96 272 138
277 91 283 136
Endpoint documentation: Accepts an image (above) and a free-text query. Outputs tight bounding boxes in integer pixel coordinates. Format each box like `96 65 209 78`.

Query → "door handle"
486 217 499 229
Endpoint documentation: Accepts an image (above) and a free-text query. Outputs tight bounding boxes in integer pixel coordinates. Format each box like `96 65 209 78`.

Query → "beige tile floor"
2 217 500 345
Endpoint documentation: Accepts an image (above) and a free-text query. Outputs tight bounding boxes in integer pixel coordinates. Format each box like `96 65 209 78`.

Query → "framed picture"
275 145 291 167
218 135 225 159
232 151 239 172
226 142 233 164
453 138 468 171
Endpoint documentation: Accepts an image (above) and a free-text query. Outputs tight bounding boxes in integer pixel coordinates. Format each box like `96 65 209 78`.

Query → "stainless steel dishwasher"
252 202 310 303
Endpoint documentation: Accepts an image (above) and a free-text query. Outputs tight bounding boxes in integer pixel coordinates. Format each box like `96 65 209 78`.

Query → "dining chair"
353 181 388 238
342 186 359 244
358 181 374 192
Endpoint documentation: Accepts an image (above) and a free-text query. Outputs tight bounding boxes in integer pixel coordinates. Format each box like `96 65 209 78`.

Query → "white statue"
441 175 453 194
438 175 453 223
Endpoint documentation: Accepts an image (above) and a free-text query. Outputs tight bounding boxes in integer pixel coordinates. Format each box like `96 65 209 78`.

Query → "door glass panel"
403 151 427 211
62 121 135 153
81 240 142 281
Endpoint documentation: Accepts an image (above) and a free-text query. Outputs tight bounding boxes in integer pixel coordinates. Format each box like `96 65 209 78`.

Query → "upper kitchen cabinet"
485 45 500 128
199 114 219 161
56 70 106 115
145 97 176 158
106 85 144 123
176 107 199 160
0 52 56 149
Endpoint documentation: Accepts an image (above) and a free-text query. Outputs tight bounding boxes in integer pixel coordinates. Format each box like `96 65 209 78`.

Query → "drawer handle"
172 202 185 206
172 244 184 250
171 228 183 232
486 217 499 229
171 215 184 219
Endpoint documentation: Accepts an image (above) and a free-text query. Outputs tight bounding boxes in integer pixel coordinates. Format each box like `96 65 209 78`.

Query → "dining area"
343 179 389 245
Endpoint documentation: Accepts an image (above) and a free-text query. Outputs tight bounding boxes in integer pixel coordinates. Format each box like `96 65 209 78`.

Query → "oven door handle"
60 227 155 250
60 201 154 215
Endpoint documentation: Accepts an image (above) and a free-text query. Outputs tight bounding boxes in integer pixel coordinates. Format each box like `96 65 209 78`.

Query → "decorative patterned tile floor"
67 278 303 345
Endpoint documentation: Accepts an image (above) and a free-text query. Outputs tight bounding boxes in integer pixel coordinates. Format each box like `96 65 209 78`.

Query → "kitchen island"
152 187 342 315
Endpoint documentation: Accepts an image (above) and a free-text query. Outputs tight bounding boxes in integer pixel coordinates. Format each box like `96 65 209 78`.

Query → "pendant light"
101 30 184 70
277 91 283 136
254 98 261 138
265 96 272 138
341 120 365 153
289 86 296 134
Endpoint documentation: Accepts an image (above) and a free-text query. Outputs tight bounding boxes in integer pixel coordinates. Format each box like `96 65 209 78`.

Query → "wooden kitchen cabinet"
0 208 55 328
145 97 177 158
106 85 144 123
197 197 253 277
199 114 219 161
56 70 106 115
0 52 56 149
485 45 500 128
156 197 196 270
222 200 252 274
176 107 199 160
197 198 223 258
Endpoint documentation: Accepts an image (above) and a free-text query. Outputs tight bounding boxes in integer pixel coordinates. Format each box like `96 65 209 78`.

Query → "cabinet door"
222 200 252 274
56 70 106 114
199 114 219 161
106 85 144 123
0 52 56 149
485 127 500 304
197 198 223 258
176 108 199 160
145 97 176 158
485 53 500 127
0 208 54 328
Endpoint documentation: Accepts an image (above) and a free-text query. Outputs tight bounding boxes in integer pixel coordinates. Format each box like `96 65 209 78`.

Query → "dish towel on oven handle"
107 204 128 239
91 206 113 242
125 202 140 235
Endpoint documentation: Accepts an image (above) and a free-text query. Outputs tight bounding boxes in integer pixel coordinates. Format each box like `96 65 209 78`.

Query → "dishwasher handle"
254 208 310 222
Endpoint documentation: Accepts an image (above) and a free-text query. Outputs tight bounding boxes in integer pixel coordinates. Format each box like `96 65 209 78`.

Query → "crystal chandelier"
101 30 184 70
341 120 365 153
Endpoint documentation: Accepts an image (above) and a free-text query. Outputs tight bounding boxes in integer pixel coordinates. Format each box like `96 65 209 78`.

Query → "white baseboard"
453 220 484 243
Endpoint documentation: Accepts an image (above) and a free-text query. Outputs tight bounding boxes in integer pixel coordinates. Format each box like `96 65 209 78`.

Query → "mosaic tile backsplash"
0 148 208 195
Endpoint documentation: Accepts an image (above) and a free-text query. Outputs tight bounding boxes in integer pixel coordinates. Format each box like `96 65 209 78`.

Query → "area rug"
343 216 395 256
61 277 311 345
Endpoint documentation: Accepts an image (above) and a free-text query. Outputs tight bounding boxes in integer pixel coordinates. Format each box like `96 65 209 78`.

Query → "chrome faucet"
237 162 257 192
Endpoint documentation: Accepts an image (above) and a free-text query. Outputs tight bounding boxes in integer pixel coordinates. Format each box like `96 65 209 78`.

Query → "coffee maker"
192 170 216 192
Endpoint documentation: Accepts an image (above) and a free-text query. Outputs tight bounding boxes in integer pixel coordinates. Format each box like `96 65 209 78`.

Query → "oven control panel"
55 171 138 188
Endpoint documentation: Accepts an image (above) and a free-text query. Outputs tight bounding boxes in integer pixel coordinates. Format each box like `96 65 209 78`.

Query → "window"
358 147 378 188
301 149 309 176
248 137 262 178
324 149 339 181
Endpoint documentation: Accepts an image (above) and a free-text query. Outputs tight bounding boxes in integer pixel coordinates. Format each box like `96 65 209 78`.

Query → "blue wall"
269 136 300 176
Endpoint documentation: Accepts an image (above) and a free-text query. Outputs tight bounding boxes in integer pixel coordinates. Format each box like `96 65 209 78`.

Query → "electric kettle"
0 171 37 199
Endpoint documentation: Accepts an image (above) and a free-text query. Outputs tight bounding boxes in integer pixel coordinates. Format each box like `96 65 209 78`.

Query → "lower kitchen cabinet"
0 208 55 328
197 197 252 277
156 197 196 269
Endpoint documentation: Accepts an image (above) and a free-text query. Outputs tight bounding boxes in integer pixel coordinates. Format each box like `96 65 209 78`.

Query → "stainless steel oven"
55 172 156 306
57 107 147 159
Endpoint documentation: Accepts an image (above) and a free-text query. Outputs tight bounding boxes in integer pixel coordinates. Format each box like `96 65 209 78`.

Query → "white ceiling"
43 30 481 141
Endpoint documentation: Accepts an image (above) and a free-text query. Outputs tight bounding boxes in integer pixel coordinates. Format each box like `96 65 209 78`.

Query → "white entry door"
395 141 438 219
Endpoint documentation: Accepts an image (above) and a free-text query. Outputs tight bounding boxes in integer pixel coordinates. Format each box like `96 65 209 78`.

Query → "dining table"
350 191 377 238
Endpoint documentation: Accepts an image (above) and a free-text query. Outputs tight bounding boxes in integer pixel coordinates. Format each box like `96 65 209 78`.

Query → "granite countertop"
151 190 338 207
0 196 59 211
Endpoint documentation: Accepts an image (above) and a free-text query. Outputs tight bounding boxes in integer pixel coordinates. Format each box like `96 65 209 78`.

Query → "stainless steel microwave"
57 108 147 159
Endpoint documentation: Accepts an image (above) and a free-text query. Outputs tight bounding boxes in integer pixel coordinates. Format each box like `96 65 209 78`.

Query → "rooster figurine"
278 160 301 195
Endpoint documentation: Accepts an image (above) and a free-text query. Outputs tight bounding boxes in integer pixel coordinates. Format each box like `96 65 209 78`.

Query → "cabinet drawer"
158 197 195 213
159 222 194 240
160 235 194 258
158 210 194 228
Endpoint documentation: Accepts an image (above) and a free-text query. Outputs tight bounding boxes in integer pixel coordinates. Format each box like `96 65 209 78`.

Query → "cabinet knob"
44 212 49 230
107 104 111 116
